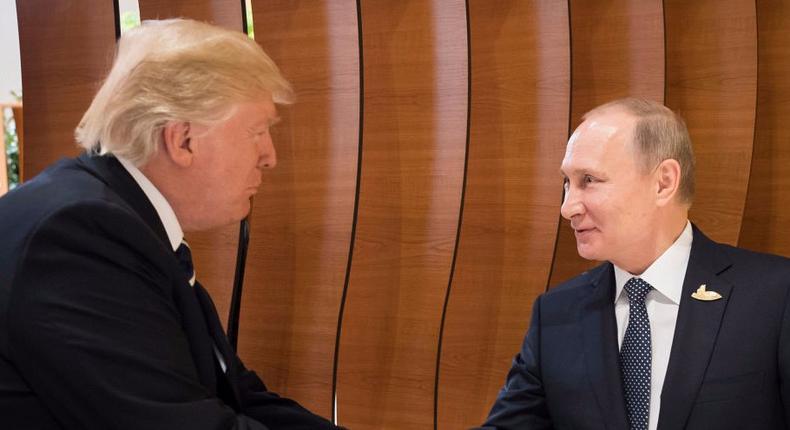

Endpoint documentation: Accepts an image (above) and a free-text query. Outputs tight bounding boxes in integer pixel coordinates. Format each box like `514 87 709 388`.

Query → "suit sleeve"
192 283 342 430
777 274 790 425
234 364 343 430
7 201 268 430
478 294 553 430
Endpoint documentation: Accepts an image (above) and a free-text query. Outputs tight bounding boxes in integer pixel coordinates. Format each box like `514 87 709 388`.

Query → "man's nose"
560 186 583 221
259 134 277 169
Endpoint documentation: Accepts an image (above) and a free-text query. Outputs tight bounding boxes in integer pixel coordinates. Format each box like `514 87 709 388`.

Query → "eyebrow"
561 167 606 179
249 116 281 132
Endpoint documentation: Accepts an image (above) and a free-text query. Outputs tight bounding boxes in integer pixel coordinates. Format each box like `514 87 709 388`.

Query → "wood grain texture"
239 0 360 418
16 0 116 179
136 0 245 333
435 2 570 428
738 0 790 257
334 1 468 428
549 0 665 287
664 0 757 245
139 0 242 29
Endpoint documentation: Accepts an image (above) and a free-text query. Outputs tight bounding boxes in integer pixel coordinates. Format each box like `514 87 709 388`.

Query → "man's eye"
583 175 594 183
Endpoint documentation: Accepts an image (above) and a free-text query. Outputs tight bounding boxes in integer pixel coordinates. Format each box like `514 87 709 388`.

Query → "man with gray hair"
481 98 790 429
0 19 340 430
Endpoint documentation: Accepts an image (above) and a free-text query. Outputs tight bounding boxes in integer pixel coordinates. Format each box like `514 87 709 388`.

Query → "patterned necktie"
174 240 196 287
620 277 652 430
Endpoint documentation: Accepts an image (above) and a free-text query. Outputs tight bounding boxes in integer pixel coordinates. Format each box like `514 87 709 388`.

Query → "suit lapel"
657 226 733 429
193 281 243 409
77 153 222 395
77 153 170 245
582 264 629 430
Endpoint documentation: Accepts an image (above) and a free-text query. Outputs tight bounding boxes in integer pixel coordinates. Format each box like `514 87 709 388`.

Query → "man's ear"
162 121 194 167
655 158 681 206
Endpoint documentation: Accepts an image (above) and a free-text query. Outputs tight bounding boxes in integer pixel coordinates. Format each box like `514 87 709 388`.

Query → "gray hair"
75 18 293 166
584 98 695 204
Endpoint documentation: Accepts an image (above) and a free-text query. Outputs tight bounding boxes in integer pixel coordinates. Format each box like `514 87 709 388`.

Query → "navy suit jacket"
0 154 338 429
481 226 790 429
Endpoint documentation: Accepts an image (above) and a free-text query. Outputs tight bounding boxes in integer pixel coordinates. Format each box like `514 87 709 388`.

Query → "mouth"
573 226 597 237
247 184 261 195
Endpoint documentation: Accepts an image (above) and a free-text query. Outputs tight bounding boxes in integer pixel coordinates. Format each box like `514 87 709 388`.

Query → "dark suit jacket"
0 154 338 430
481 226 790 429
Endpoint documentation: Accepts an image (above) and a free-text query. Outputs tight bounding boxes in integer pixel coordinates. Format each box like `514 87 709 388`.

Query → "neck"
139 155 194 231
618 213 688 275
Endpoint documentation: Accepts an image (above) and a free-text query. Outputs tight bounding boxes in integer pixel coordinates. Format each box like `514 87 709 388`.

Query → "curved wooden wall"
16 0 116 179
242 0 359 418
739 0 790 257
664 0 757 245
549 0 665 287
139 0 242 29
14 0 790 428
333 1 467 428
436 2 569 428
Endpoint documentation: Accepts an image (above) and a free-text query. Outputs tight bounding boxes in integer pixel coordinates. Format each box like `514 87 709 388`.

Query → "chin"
576 244 603 262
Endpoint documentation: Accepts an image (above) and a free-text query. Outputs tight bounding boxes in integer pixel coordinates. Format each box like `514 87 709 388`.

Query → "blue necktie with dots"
620 277 652 430
174 240 196 287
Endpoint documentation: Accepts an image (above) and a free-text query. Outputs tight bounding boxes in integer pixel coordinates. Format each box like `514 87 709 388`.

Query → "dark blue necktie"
174 240 196 287
620 277 652 430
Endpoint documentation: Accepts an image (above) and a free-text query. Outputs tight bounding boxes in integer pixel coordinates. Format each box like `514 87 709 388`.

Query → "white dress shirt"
613 220 692 430
117 156 227 372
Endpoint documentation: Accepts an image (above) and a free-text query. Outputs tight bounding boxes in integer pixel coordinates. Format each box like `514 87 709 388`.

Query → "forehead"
221 96 278 128
561 109 637 174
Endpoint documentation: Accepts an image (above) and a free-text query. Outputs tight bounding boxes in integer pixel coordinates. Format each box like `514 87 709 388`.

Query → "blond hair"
584 98 696 204
76 18 293 166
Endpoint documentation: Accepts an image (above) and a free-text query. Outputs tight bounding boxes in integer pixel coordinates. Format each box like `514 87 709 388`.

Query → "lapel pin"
691 284 723 301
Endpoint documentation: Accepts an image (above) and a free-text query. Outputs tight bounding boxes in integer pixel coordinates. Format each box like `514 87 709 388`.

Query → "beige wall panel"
240 0 360 418
16 1 116 180
739 0 790 257
436 1 570 428
664 0 757 245
0 110 6 195
335 0 468 428
550 0 665 287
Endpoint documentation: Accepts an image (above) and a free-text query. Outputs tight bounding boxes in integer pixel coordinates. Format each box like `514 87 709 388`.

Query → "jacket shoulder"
546 262 610 296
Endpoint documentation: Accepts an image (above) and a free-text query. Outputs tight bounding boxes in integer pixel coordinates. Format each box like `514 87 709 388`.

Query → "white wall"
0 0 21 103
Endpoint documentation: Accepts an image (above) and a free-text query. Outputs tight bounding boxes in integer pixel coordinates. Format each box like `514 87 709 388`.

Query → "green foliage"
4 90 21 190
245 0 255 39
120 10 141 34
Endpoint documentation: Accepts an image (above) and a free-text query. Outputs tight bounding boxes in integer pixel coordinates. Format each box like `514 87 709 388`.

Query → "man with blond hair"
0 19 339 430
481 98 790 429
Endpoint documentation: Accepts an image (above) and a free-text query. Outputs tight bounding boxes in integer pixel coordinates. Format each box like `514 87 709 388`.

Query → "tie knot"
624 277 651 304
175 240 196 286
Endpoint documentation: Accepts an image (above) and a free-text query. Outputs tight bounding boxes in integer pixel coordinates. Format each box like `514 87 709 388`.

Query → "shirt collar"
116 156 184 252
614 220 693 305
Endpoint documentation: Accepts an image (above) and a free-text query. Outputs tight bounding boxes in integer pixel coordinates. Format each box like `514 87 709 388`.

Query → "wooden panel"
16 0 116 179
139 0 242 30
136 0 244 333
738 0 790 257
436 1 569 428
550 0 664 287
334 1 468 428
664 0 757 245
239 0 360 418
